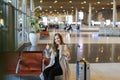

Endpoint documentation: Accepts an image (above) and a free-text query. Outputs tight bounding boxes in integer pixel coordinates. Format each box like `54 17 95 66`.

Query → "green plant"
29 16 43 33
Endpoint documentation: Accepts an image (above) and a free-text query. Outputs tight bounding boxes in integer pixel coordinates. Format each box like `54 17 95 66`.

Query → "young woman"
40 33 70 80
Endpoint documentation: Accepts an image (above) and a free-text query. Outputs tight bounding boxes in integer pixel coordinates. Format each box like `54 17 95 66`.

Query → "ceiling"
33 0 120 16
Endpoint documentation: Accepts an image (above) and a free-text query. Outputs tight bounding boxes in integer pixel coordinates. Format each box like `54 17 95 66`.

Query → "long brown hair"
52 33 65 52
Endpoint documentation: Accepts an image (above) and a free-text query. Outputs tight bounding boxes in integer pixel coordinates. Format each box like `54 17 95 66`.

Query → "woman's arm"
44 45 52 58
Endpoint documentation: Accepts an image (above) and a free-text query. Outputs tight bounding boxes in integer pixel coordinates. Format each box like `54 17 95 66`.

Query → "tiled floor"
90 63 120 80
69 63 120 80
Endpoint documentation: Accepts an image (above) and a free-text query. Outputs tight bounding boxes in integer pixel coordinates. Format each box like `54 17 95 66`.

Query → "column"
113 0 117 27
66 11 69 24
111 44 115 62
22 0 26 41
14 0 19 48
30 0 33 15
88 3 92 27
75 8 78 22
30 0 35 13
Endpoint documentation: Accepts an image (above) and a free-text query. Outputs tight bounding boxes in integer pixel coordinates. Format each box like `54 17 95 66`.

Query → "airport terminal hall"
1 0 120 80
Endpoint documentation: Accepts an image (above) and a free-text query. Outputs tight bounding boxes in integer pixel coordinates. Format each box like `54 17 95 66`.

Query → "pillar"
75 8 78 22
22 0 26 41
88 3 92 27
113 0 117 27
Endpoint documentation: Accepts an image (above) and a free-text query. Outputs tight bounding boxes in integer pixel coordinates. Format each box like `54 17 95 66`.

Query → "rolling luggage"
76 60 90 80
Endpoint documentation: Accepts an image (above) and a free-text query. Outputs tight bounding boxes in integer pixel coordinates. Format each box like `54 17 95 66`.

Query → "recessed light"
82 7 84 9
97 1 101 4
60 6 63 8
71 6 74 8
83 1 86 4
107 3 110 5
49 6 52 8
40 0 43 3
50 11 52 13
63 10 65 12
111 2 113 4
102 7 105 9
54 0 58 3
69 1 72 3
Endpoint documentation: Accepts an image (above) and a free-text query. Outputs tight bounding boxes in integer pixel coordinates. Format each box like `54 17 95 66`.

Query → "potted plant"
29 16 43 46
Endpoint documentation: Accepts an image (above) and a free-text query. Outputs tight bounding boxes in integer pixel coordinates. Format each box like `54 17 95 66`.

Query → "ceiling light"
69 1 72 3
97 2 101 4
107 3 110 5
50 11 53 13
83 1 86 4
71 6 74 8
82 7 84 9
49 6 52 8
45 9 48 11
102 7 105 9
54 0 58 3
60 6 63 8
111 2 113 4
40 0 43 3
63 10 65 12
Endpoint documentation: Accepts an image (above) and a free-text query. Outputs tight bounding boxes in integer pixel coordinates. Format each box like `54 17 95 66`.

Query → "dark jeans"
43 66 63 80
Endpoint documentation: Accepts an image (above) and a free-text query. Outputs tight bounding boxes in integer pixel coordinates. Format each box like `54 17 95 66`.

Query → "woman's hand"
46 44 49 50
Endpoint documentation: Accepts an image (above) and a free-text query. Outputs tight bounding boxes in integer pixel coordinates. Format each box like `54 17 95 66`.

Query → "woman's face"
54 35 61 45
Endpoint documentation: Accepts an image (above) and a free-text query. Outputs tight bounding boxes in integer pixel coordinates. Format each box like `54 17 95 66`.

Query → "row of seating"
40 30 49 37
99 27 120 36
5 52 50 75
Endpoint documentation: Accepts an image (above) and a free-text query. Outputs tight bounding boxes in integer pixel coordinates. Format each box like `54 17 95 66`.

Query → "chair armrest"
15 58 21 74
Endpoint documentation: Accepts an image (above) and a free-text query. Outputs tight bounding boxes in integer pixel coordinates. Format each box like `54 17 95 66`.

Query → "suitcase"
76 60 90 80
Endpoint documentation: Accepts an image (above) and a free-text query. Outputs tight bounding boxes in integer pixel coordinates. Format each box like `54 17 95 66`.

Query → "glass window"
0 0 29 50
